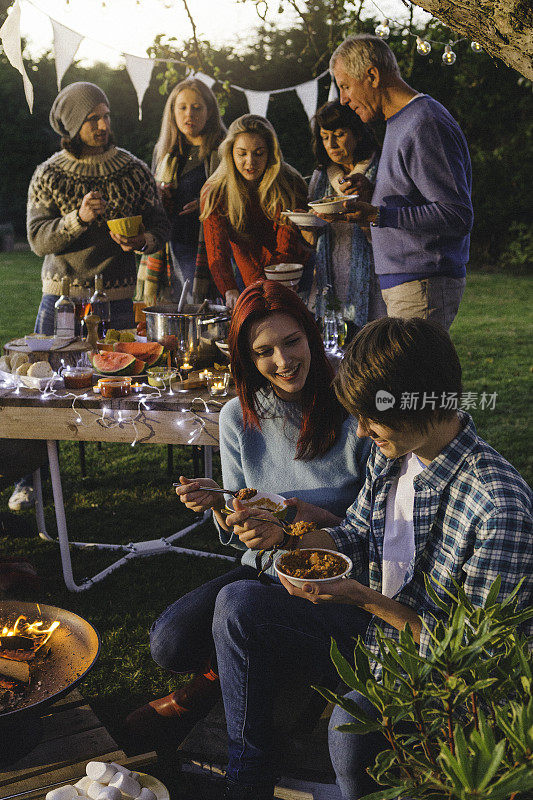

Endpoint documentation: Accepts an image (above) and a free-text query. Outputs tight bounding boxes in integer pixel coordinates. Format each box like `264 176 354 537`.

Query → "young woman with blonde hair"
136 78 226 305
199 114 313 308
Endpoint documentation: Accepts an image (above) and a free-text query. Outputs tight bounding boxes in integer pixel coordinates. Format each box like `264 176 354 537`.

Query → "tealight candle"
199 369 210 382
207 371 230 396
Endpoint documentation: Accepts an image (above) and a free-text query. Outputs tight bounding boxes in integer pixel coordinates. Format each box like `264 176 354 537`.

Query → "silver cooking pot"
144 304 230 359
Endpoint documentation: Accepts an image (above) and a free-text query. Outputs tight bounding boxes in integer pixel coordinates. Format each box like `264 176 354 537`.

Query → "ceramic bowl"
274 548 352 589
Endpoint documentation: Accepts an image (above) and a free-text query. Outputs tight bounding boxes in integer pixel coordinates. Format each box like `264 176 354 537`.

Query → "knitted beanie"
49 82 110 139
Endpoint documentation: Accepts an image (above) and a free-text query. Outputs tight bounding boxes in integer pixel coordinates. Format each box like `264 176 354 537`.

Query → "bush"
497 222 533 274
317 576 533 799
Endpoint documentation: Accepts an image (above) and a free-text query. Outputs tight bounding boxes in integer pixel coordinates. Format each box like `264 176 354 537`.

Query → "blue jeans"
150 564 253 673
212 579 371 791
329 690 409 799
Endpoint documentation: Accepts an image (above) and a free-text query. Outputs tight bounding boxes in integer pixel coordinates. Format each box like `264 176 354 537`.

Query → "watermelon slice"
114 341 165 367
90 351 138 376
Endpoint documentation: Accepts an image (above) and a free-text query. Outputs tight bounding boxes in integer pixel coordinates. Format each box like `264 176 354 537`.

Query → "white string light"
375 19 390 40
471 41 483 53
416 36 431 56
442 44 457 65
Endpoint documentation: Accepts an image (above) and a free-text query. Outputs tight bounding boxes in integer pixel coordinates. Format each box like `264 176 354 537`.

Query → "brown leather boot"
123 668 220 750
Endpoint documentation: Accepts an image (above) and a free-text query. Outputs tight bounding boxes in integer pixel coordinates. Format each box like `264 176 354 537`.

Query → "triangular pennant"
51 19 83 90
0 0 33 112
328 77 338 102
295 78 318 121
192 71 216 89
125 54 154 120
244 89 270 119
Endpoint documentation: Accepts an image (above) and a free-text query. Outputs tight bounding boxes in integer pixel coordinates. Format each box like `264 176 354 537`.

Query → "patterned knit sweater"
27 147 169 300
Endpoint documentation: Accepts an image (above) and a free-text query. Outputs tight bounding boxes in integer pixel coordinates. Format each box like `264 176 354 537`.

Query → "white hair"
330 34 401 80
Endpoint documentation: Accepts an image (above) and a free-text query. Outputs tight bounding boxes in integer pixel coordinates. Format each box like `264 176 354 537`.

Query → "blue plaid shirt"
326 412 533 664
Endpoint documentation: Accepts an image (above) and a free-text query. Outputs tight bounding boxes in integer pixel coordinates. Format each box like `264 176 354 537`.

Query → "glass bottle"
90 273 111 338
54 277 76 338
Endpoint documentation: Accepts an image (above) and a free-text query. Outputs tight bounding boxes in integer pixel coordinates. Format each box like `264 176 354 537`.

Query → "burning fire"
1 615 60 651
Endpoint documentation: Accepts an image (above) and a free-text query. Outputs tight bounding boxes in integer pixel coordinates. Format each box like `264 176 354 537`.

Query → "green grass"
1 251 532 749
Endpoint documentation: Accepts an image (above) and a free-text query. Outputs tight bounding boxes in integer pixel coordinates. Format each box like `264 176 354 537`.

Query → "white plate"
20 374 63 390
308 194 359 214
137 772 170 800
281 211 328 228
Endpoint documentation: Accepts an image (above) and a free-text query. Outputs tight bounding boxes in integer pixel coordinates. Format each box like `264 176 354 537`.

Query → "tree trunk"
411 0 533 79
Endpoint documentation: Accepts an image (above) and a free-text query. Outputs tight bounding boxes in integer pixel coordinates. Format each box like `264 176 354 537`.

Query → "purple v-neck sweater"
371 95 473 288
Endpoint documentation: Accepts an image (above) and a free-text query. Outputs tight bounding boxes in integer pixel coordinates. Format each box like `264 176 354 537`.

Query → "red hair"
228 280 347 460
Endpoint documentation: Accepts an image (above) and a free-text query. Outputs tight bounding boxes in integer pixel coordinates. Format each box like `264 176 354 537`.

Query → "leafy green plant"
316 576 533 799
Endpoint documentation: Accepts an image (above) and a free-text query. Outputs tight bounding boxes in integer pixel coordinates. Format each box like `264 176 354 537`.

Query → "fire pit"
0 600 100 720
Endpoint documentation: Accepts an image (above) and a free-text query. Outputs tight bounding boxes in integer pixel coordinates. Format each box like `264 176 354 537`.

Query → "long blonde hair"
152 78 226 166
200 114 307 233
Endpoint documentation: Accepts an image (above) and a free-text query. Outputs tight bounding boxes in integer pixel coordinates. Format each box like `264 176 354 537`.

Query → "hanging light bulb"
442 44 456 66
471 41 483 53
375 19 390 40
416 37 431 56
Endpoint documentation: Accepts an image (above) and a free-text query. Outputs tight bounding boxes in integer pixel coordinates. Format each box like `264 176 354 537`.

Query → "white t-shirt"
382 452 424 598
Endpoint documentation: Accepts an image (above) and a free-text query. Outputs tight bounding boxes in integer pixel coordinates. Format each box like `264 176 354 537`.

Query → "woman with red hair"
125 281 369 749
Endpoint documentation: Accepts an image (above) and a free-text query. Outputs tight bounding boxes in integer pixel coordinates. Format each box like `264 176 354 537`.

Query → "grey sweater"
27 146 169 300
218 392 370 572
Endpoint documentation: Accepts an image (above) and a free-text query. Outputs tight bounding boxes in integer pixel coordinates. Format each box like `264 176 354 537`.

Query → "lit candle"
212 381 225 394
199 369 210 382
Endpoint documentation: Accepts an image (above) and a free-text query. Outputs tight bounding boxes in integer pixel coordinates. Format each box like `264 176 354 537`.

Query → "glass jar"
98 378 132 398
207 371 230 396
62 366 94 390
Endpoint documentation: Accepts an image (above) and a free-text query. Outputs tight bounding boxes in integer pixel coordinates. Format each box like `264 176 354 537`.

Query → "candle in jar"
212 381 225 394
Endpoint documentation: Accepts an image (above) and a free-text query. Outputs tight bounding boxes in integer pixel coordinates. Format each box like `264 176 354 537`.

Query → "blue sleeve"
380 115 473 236
216 400 247 551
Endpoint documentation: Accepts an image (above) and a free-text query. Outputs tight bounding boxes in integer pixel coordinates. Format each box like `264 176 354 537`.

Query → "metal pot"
144 304 230 360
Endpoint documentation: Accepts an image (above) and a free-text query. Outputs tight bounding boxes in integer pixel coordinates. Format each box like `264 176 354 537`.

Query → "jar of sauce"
63 366 94 390
99 378 132 398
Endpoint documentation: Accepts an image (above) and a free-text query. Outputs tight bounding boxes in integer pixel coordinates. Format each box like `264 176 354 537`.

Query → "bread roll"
27 360 54 378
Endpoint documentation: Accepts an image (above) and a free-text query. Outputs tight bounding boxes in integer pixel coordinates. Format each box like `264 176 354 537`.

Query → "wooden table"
0 380 235 591
0 690 156 800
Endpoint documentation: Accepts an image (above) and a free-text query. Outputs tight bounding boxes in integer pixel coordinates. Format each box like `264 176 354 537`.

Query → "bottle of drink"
54 277 76 338
90 273 111 338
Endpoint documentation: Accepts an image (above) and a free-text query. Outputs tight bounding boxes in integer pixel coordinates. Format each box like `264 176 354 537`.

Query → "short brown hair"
333 317 462 432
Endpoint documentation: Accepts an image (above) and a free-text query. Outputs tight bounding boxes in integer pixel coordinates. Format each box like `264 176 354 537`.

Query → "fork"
172 484 281 515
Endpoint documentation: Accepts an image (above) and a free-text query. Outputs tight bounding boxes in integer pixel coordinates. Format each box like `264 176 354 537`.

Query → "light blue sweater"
217 391 370 573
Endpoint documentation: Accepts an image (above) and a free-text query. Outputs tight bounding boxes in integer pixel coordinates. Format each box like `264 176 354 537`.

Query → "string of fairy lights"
367 0 483 65
0 368 222 448
61 0 482 68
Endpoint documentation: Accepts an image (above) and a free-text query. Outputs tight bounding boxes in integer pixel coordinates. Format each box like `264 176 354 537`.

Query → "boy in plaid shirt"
215 317 531 800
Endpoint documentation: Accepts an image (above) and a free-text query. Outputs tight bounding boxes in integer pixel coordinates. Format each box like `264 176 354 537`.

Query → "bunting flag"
0 0 34 112
51 19 83 90
125 54 154 120
244 89 270 118
4 1 331 121
328 77 338 102
295 78 319 121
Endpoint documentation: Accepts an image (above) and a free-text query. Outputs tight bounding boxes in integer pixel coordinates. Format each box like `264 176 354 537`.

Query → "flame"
1 615 60 650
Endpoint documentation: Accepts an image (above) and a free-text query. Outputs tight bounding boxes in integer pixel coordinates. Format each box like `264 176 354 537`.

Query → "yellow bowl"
107 215 142 237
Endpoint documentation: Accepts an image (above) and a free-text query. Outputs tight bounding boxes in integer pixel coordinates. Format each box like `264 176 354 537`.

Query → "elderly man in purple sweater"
328 34 472 330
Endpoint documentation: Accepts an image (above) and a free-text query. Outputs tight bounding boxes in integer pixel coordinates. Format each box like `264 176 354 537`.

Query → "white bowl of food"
308 193 359 214
274 548 352 588
264 263 304 287
281 211 328 228
225 489 288 519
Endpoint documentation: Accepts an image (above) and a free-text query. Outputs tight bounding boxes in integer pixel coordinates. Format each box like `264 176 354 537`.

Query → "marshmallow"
108 773 141 799
86 763 117 784
75 778 93 795
46 787 78 800
87 783 105 800
95 788 121 800
136 789 156 800
109 764 133 777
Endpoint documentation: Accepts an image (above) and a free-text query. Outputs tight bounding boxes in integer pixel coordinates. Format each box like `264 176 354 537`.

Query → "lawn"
0 250 532 751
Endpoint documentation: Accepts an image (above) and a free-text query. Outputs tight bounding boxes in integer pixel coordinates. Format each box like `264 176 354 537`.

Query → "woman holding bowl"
136 78 226 306
124 279 369 747
200 115 313 309
308 100 384 333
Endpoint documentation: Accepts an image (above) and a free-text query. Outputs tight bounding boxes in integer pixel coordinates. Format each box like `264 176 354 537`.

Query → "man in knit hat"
28 81 169 336
9 82 169 512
